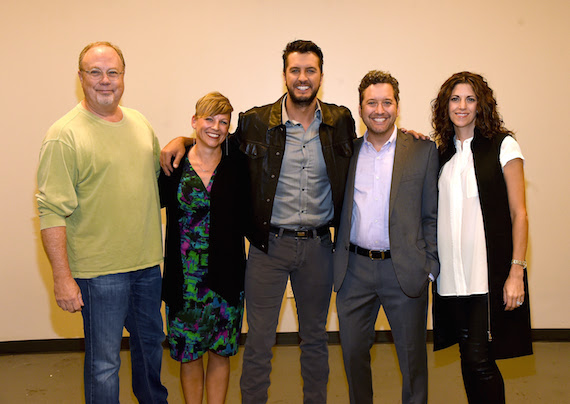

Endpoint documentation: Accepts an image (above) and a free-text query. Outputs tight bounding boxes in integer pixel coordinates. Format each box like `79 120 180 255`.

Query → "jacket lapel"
389 130 409 217
346 138 363 229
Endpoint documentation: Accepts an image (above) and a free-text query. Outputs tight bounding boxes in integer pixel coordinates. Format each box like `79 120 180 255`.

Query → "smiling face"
78 45 124 116
359 83 399 141
283 52 322 107
192 114 231 150
448 83 477 134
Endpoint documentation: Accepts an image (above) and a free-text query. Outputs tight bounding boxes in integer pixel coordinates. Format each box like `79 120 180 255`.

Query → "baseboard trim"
2 329 569 355
265 329 570 346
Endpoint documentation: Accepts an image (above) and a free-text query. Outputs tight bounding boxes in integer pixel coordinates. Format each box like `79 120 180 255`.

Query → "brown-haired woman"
432 72 532 404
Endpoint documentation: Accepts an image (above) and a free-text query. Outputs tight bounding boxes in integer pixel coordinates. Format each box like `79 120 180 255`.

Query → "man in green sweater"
36 42 168 404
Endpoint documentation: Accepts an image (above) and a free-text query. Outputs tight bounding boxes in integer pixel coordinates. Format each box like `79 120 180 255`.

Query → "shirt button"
271 174 275 179
276 152 280 156
266 198 270 202
263 221 267 225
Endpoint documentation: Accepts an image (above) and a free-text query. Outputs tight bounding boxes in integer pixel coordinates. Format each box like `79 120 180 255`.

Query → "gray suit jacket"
333 130 439 297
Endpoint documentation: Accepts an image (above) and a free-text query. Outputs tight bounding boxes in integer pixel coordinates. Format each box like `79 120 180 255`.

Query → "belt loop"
312 228 318 238
278 228 284 238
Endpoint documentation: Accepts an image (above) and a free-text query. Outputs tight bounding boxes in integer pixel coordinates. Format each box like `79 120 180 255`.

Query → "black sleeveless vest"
433 130 532 359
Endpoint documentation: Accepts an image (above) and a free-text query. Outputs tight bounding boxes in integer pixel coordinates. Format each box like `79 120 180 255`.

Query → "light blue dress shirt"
349 127 398 250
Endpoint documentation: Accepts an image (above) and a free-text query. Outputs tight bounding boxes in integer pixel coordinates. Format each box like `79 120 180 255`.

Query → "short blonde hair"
195 92 233 118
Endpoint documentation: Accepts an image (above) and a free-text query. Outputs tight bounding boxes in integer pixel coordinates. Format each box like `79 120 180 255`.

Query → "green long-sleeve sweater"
37 104 163 278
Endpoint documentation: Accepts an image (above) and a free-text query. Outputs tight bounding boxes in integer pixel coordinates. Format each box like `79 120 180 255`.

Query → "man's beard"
286 84 319 107
96 93 115 106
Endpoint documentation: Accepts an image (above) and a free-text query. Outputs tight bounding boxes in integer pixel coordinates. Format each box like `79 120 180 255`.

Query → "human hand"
160 137 189 176
503 265 525 311
54 275 84 313
401 128 431 141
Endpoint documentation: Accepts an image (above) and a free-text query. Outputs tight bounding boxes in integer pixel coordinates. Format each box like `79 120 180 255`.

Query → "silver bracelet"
511 259 527 269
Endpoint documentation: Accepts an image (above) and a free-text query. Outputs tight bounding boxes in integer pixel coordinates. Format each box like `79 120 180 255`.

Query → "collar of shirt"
281 94 322 125
453 134 474 151
362 125 398 152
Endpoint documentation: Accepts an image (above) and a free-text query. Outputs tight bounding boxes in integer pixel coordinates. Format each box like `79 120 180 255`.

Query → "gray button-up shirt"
270 96 334 230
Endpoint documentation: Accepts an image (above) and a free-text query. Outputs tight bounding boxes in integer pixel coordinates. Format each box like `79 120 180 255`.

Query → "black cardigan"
159 137 250 314
433 130 532 360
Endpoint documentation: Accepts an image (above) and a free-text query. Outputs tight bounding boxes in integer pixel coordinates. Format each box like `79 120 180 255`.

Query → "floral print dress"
166 158 244 362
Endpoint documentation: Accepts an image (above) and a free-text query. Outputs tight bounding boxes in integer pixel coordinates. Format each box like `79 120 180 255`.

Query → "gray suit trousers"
337 252 428 404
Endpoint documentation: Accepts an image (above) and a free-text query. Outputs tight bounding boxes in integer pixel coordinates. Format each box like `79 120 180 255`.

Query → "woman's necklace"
192 158 217 173
189 147 220 173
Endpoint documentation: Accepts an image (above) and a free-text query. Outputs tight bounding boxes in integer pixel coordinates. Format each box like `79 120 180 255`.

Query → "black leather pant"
453 295 505 404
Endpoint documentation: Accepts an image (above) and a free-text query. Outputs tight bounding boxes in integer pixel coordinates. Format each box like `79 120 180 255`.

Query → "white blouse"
437 136 524 296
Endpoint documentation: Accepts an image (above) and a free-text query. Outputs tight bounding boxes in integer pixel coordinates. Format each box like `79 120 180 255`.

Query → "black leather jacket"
234 95 356 253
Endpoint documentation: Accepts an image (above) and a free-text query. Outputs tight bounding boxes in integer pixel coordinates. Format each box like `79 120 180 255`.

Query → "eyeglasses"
80 69 124 81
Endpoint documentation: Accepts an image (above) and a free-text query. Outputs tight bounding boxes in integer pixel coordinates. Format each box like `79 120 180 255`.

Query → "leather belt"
270 225 330 239
349 243 391 260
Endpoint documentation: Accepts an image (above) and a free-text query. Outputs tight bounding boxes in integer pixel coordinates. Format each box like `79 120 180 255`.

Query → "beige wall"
1 0 568 342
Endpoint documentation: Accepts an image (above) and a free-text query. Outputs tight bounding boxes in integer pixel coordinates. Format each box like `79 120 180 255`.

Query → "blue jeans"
77 265 168 404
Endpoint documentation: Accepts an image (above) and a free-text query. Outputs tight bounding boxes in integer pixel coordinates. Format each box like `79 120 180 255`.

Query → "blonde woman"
160 92 249 403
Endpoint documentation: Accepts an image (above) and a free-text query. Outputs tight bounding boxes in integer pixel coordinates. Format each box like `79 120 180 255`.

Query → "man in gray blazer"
333 70 439 404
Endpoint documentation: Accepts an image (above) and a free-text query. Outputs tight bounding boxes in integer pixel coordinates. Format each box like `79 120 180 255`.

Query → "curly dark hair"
282 40 324 73
431 71 513 152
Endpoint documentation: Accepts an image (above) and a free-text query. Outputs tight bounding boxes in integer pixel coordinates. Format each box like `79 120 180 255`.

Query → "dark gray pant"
337 252 428 404
240 230 333 404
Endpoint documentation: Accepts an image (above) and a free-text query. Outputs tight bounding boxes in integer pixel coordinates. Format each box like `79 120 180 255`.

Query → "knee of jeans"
92 355 121 380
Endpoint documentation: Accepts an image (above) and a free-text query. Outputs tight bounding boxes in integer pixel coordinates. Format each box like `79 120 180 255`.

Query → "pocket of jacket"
240 141 268 159
333 140 353 158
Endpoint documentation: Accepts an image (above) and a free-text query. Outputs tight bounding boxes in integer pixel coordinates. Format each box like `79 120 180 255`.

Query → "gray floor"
1 342 568 403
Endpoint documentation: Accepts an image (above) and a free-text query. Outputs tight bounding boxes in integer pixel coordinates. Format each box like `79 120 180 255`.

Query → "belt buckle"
368 250 385 260
295 230 309 239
